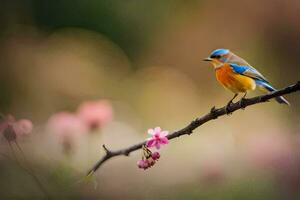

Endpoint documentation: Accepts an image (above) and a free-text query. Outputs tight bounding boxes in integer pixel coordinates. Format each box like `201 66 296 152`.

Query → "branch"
87 81 300 175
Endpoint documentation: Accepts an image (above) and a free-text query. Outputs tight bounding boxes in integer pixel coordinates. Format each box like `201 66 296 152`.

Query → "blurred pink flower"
77 100 113 131
200 160 226 185
245 133 300 190
15 119 33 136
0 115 14 133
245 133 294 172
47 112 88 154
0 114 33 142
146 127 169 149
47 112 87 143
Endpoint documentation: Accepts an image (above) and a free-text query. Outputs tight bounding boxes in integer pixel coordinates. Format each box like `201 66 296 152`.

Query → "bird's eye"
210 55 221 59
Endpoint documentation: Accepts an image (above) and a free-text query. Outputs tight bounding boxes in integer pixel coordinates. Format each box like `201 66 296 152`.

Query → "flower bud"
151 152 160 160
137 160 148 169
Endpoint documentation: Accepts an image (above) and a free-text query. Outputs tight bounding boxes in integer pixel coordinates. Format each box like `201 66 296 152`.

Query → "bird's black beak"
203 57 212 61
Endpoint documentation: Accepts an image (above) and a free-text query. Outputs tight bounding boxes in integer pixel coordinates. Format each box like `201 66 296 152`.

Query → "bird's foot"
225 101 233 115
239 98 247 109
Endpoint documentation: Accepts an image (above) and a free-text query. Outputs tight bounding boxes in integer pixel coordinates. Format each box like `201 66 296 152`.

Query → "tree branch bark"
87 81 300 176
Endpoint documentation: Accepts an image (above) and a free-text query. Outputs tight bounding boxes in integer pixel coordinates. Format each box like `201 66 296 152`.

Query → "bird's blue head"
203 48 231 67
209 49 230 58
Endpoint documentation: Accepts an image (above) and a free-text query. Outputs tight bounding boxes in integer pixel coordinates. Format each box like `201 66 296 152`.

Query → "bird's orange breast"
215 64 256 93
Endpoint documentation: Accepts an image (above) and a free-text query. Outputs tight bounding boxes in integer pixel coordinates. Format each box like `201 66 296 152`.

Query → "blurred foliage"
30 0 199 59
154 179 278 200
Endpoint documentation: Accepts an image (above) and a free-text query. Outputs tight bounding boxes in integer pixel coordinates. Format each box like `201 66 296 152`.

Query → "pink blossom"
47 112 87 142
0 114 33 142
15 119 33 136
146 127 169 149
77 100 113 131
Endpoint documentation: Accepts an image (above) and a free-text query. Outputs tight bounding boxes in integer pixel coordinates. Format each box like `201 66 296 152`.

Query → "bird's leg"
239 92 247 109
226 93 238 114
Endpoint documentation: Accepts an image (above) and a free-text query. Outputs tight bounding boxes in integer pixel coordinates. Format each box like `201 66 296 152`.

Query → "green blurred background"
0 0 299 199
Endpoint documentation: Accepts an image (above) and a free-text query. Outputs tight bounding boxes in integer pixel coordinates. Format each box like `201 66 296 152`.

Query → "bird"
203 48 289 111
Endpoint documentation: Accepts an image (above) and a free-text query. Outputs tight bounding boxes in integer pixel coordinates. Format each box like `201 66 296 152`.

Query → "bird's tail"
255 80 290 105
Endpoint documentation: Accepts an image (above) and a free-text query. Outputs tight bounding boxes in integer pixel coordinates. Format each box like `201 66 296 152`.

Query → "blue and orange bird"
203 49 289 110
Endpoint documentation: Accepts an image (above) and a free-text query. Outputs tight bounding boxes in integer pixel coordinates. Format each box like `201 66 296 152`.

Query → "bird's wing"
229 63 269 82
226 53 252 66
226 53 269 82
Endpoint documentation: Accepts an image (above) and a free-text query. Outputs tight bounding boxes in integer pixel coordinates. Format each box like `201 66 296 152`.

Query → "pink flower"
15 119 33 136
244 133 294 172
0 114 33 142
146 127 169 149
77 100 113 131
47 112 87 143
47 112 88 154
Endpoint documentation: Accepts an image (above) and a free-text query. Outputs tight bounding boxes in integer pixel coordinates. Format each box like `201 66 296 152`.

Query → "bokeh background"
0 0 300 199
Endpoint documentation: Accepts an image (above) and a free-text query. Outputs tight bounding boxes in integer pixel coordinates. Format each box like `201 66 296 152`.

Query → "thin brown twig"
87 81 300 176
